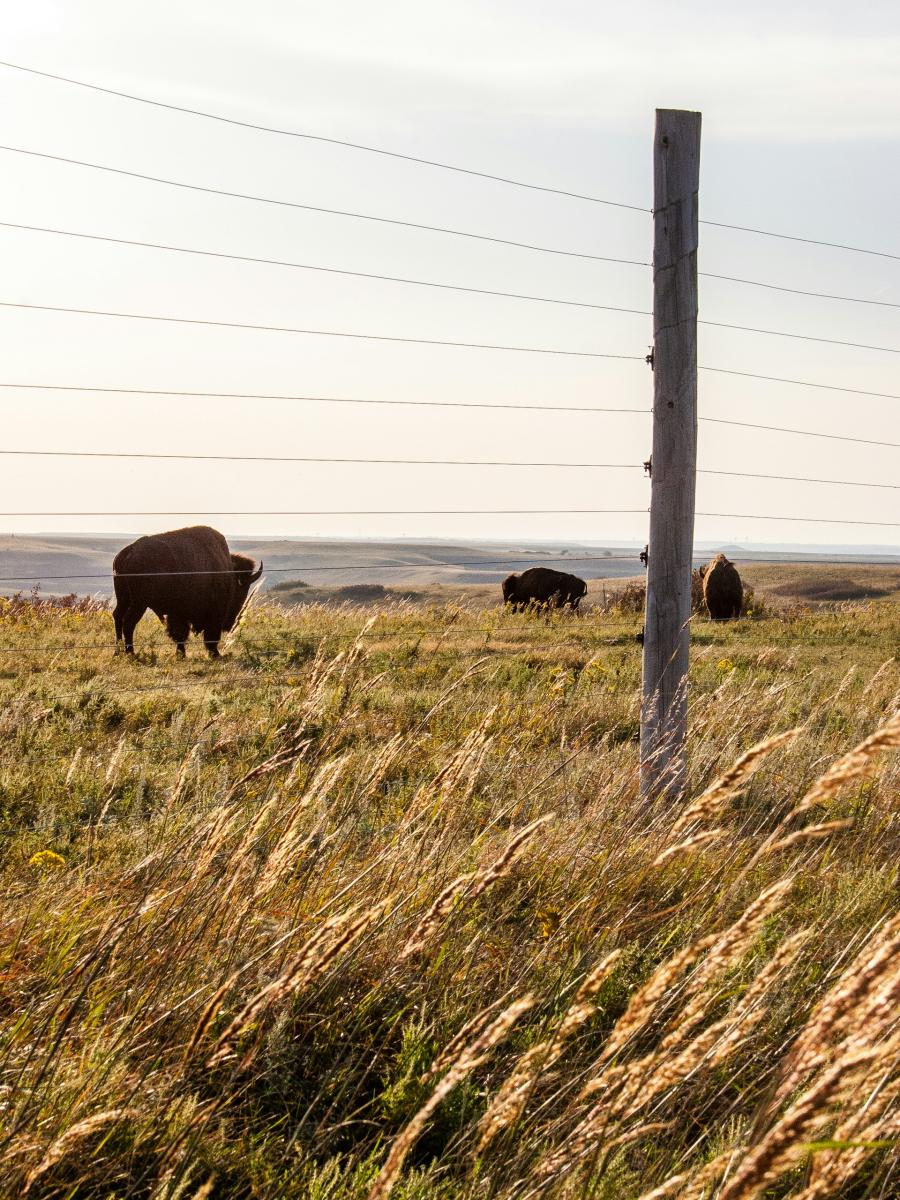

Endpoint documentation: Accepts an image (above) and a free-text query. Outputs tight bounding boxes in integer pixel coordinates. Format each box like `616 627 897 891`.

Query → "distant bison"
113 525 262 657
502 567 587 612
700 554 743 621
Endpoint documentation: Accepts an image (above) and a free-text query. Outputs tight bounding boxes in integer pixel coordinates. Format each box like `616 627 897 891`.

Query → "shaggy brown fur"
113 525 262 657
502 567 587 612
700 554 743 621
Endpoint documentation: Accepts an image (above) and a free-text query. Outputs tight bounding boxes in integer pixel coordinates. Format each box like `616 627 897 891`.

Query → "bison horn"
250 561 263 583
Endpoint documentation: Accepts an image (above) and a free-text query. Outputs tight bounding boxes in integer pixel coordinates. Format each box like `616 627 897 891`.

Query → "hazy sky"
2 0 898 545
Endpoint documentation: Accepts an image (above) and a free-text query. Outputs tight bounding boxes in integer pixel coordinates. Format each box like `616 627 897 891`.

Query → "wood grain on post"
640 109 701 801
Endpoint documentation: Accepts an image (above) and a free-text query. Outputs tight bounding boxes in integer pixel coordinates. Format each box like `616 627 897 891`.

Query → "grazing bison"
700 553 743 621
502 567 587 612
113 525 262 657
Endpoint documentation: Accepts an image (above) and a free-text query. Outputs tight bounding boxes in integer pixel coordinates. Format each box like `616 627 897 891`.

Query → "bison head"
224 554 263 629
502 574 520 603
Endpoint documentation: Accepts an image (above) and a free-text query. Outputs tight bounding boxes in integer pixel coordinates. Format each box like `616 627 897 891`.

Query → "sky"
2 0 898 546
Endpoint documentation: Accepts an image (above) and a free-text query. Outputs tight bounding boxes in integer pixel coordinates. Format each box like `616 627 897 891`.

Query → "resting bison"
700 553 743 621
113 525 262 657
502 567 587 612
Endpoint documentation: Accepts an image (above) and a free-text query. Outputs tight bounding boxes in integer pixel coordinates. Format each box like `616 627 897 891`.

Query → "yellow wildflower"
717 658 735 672
29 850 66 870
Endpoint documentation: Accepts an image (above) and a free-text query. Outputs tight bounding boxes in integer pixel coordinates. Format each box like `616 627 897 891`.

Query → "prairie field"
1 589 899 1198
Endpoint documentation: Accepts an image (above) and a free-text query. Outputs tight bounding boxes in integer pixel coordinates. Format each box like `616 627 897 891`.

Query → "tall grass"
0 594 898 1197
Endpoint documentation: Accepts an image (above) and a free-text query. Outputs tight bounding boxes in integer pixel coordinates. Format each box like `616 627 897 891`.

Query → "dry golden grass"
0 592 898 1198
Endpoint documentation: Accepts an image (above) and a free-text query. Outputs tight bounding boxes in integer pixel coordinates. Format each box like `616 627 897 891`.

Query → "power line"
6 223 900 336
698 469 898 491
0 61 650 212
0 508 650 516
4 62 899 262
5 299 897 360
2 609 898 656
697 366 900 404
0 509 897 526
0 448 641 469
0 383 651 418
0 621 648 651
0 448 895 491
0 220 652 317
0 383 896 449
698 217 900 263
697 513 900 528
0 164 650 265
3 152 896 317
2 553 896 585
699 416 899 450
10 216 898 315
698 271 900 311
0 554 642 581
4 159 897 325
0 623 895 661
0 302 644 360
699 320 899 357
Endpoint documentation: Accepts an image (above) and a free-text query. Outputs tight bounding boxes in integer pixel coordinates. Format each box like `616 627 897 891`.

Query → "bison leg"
203 628 222 658
113 603 124 652
166 614 190 658
120 603 146 654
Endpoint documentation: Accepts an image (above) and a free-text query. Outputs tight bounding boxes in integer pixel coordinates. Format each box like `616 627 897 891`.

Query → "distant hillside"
0 536 644 597
1 535 897 600
740 563 900 605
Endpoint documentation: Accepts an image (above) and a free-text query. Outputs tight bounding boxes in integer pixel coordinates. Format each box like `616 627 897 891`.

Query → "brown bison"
113 525 262 657
700 553 743 620
502 567 587 612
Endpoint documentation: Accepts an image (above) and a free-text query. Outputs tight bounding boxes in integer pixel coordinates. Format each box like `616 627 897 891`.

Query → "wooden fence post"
640 108 701 801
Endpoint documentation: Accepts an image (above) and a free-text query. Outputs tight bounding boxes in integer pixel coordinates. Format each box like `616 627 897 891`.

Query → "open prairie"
0 585 898 1198
267 562 900 611
2 535 897 602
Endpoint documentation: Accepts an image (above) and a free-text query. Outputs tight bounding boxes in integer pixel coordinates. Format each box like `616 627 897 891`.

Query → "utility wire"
0 171 650 265
0 383 651 418
698 469 898 491
0 626 894 660
5 221 899 328
699 319 898 357
0 221 651 316
697 366 900 403
0 384 897 447
0 448 641 469
698 218 900 263
5 622 894 670
698 416 899 450
2 610 897 656
0 302 644 360
1 554 896 584
697 513 900 528
698 271 900 311
0 448 895 491
0 62 650 212
0 622 647 651
3 62 898 261
0 555 642 581
0 509 897 525
3 300 897 359
3 153 897 312
0 508 650 516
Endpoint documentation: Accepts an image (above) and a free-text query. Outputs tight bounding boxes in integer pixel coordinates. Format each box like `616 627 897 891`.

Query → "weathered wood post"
640 108 701 801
